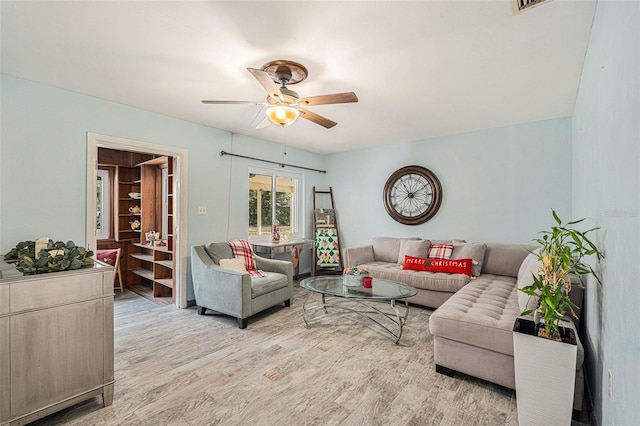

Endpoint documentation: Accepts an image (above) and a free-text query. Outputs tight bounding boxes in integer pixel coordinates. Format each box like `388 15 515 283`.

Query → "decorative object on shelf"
518 209 604 339
145 230 160 246
3 238 94 274
128 192 141 199
128 205 141 214
130 219 141 230
383 165 442 225
513 209 604 426
343 266 369 287
271 220 281 243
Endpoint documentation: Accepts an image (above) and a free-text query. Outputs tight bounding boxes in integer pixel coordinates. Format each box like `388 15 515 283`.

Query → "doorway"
85 133 188 308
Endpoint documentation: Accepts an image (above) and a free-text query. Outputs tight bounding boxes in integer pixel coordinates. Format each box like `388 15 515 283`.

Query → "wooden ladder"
312 187 343 276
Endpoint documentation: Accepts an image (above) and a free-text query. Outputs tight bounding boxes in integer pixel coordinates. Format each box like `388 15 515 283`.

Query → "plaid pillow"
427 243 453 259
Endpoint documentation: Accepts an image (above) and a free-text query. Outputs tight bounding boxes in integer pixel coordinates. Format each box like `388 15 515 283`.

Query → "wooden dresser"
0 263 114 425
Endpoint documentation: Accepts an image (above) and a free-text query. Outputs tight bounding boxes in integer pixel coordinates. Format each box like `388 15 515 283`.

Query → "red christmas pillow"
402 255 473 276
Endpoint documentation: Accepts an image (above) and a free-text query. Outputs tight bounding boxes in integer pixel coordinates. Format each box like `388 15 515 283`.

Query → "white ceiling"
1 1 596 155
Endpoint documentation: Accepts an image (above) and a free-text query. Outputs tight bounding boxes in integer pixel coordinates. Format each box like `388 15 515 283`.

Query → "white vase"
513 317 577 426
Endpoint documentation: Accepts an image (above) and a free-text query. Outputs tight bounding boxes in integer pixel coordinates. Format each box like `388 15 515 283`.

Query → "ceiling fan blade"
298 92 358 106
255 116 271 129
298 108 337 129
201 100 267 106
247 68 284 101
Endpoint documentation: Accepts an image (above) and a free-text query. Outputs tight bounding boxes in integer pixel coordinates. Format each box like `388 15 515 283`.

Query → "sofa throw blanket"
227 240 266 277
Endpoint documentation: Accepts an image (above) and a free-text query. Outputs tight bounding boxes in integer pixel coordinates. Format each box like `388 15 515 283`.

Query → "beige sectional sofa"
342 237 584 413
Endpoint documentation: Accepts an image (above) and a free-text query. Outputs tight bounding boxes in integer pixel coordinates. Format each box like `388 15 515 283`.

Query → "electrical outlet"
198 206 207 215
608 369 613 400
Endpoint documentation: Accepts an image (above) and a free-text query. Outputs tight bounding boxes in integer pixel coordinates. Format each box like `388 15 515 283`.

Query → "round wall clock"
383 165 442 225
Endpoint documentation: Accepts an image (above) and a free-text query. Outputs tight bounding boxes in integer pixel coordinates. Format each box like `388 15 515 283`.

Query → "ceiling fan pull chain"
281 125 288 167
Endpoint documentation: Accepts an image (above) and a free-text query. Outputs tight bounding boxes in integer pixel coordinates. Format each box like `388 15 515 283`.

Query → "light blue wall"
1 73 574 300
0 75 326 297
572 1 640 424
325 118 573 249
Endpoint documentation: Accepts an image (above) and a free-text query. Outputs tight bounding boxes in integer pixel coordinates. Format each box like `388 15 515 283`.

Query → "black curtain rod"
220 150 326 174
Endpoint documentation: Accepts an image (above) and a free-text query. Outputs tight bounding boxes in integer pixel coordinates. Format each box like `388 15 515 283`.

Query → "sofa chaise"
343 237 584 413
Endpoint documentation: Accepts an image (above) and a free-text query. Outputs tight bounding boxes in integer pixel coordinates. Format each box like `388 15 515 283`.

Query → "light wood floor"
29 284 584 425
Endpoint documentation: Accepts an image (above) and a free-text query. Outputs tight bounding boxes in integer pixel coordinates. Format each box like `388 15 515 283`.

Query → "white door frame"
86 132 189 308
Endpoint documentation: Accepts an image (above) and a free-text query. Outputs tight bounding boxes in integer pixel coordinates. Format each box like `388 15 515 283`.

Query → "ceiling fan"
202 60 358 129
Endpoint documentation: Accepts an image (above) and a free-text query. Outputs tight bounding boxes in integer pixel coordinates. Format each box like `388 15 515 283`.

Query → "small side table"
251 239 314 279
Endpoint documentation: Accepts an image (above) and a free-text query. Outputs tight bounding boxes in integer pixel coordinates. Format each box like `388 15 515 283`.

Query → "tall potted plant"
513 210 603 426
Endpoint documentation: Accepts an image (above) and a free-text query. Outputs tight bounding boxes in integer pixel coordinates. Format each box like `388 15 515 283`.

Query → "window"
249 168 301 238
96 169 110 240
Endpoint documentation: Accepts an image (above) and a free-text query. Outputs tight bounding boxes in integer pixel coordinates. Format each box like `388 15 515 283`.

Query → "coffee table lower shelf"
303 294 411 344
300 276 417 344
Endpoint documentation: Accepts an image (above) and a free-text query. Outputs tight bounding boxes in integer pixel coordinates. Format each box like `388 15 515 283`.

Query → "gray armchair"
191 242 293 328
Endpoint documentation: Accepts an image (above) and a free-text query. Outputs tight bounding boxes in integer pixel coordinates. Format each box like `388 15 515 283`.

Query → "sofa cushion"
427 243 453 259
357 261 470 293
429 275 521 357
452 242 487 277
431 239 467 245
397 239 431 264
516 250 542 313
372 237 419 263
482 243 535 278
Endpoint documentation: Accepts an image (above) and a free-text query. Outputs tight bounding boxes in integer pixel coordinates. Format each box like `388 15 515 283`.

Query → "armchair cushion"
204 242 233 264
251 273 289 298
220 258 247 273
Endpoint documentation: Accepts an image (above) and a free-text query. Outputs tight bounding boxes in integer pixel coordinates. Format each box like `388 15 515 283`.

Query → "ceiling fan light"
266 106 299 126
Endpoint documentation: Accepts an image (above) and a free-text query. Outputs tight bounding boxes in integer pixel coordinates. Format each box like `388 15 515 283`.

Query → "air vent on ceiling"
512 0 552 15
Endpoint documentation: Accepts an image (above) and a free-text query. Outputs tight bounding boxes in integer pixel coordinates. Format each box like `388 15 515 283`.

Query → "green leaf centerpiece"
4 238 94 275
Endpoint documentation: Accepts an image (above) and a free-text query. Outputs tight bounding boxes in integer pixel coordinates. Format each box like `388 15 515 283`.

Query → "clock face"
383 165 442 225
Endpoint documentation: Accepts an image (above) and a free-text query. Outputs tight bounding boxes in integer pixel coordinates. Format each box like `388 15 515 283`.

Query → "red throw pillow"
96 250 118 266
403 255 473 276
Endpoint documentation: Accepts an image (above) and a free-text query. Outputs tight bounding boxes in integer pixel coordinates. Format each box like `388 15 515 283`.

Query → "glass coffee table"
300 276 418 344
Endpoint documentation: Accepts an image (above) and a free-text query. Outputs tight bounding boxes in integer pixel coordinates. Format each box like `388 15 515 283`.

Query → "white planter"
513 318 577 426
